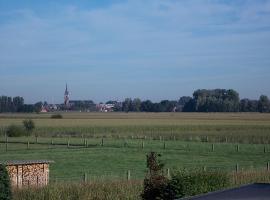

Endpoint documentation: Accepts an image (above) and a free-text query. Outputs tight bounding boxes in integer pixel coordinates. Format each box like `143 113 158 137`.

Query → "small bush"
0 164 12 200
23 119 35 133
167 169 230 199
51 114 63 119
141 152 169 200
6 125 27 137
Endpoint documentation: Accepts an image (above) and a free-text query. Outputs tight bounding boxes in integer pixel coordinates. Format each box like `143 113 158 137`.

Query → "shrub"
22 119 35 134
6 125 27 137
0 164 12 200
141 152 169 200
167 169 230 199
51 114 63 119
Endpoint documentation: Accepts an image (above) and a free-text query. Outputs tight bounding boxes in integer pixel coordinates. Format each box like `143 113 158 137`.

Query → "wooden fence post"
166 168 170 178
5 135 8 152
124 140 127 147
236 163 239 172
127 170 131 180
27 141 30 150
236 144 239 152
35 136 38 144
203 166 207 171
101 138 104 147
163 141 166 149
84 172 87 183
67 138 70 148
211 144 214 152
50 139 54 149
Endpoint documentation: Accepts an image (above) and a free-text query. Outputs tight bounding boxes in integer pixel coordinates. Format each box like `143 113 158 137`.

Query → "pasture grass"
1 138 270 180
11 170 270 200
1 112 269 199
12 180 142 200
0 112 270 143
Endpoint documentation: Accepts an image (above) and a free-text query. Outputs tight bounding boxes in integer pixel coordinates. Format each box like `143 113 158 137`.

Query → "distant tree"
17 104 35 113
132 98 141 112
182 98 196 112
192 89 239 112
23 119 35 136
178 96 192 106
113 102 123 112
122 98 132 112
0 164 12 200
248 100 259 112
141 100 153 112
152 103 163 112
258 95 270 113
13 96 24 112
240 99 259 112
0 96 14 113
160 100 177 112
106 100 118 104
34 102 43 113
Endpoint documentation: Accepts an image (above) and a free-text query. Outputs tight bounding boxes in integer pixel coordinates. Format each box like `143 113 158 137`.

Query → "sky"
0 0 270 104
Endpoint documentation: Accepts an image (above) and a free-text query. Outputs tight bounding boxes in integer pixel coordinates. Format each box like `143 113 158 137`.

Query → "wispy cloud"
0 0 270 102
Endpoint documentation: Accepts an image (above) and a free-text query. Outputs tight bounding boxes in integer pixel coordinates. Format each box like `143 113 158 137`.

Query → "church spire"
64 83 70 107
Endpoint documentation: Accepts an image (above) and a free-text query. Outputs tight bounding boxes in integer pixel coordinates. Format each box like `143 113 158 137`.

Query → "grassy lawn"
0 112 270 143
0 112 269 181
1 138 270 180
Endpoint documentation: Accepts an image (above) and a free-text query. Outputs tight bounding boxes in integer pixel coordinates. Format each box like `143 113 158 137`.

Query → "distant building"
64 84 70 108
1 160 54 188
96 103 115 112
40 105 48 113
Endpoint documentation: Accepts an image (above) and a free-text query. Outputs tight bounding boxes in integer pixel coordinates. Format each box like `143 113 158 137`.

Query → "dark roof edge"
178 183 270 200
0 160 55 166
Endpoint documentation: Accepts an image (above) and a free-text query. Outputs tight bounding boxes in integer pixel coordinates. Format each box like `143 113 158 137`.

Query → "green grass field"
0 112 270 181
1 136 270 180
1 112 270 143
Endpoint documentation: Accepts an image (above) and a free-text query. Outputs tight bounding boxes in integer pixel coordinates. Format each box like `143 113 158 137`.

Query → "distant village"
1 86 268 113
40 84 121 113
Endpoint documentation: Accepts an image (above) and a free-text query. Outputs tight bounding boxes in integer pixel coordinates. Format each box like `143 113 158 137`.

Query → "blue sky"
0 0 270 103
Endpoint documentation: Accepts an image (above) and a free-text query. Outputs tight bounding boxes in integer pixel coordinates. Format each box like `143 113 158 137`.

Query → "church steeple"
64 83 68 95
64 83 70 107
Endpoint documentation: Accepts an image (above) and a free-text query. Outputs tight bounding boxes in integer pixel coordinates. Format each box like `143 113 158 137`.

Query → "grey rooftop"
179 183 270 200
0 160 54 166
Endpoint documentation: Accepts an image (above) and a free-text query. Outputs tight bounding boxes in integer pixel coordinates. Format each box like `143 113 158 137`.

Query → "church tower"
64 84 70 107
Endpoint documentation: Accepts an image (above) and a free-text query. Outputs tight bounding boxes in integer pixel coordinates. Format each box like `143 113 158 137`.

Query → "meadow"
1 112 270 143
0 112 270 199
0 112 270 180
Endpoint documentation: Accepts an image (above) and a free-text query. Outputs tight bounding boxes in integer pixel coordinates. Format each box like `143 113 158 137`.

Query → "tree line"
0 96 42 113
1 89 270 113
116 89 270 113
